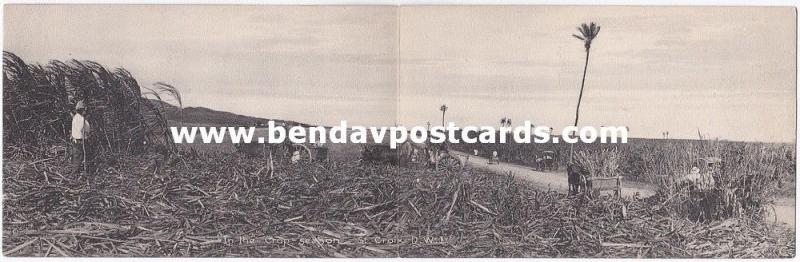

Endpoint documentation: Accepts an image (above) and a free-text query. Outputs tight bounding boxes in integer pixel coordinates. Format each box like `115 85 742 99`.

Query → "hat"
75 101 86 110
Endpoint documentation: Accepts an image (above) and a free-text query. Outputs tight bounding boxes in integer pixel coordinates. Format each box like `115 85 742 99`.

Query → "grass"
3 51 795 257
168 121 380 162
454 138 794 187
3 148 795 257
3 51 178 154
453 138 795 222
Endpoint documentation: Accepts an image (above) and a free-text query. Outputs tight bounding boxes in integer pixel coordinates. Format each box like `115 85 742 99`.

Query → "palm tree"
569 22 600 162
440 104 448 126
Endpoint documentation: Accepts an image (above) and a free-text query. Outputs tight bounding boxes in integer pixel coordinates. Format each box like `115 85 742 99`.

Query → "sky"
4 5 796 142
4 5 399 126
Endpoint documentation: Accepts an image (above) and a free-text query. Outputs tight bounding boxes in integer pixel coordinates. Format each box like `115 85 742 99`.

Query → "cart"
236 141 325 163
536 150 558 171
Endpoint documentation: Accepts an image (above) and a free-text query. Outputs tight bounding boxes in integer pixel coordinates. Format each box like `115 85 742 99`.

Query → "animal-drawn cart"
236 141 327 163
583 175 624 197
362 142 464 172
568 149 626 197
536 150 558 171
568 163 624 197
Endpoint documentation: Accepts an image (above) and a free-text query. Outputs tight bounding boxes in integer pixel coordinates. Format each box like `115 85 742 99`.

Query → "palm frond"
575 22 601 50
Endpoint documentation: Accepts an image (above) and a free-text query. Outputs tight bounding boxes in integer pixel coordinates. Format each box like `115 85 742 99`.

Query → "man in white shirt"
71 101 92 174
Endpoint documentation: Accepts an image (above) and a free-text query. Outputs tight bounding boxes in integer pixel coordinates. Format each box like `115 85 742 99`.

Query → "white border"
0 0 799 5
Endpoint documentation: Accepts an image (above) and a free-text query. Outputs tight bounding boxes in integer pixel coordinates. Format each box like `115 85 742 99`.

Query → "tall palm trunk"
574 49 590 128
569 48 591 162
441 111 446 126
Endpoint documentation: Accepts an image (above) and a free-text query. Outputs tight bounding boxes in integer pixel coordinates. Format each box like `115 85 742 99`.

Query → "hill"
149 99 308 127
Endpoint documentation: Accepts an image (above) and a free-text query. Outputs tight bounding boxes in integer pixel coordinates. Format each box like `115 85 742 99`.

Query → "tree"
500 117 513 128
569 22 601 162
440 104 448 126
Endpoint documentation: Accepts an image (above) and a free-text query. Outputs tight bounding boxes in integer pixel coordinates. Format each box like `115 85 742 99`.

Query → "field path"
454 151 795 231
766 197 796 231
452 151 657 198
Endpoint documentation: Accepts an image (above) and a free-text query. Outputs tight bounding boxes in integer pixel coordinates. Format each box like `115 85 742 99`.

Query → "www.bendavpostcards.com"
170 121 629 148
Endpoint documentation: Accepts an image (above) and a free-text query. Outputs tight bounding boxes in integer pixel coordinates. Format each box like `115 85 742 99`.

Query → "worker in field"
291 150 301 164
71 100 92 174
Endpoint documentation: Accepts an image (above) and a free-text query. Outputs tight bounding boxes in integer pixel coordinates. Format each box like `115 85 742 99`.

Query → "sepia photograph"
2 3 797 258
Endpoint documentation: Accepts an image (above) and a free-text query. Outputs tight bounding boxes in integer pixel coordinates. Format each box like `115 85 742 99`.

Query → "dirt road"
453 152 657 198
766 197 796 230
454 152 795 230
